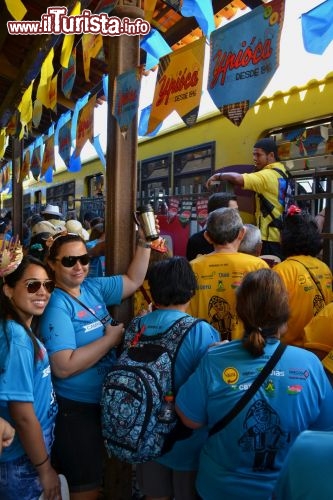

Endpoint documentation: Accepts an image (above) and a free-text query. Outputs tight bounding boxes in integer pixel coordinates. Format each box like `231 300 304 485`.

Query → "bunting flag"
18 80 34 130
44 167 54 183
71 93 90 144
5 0 27 20
138 104 163 137
147 37 205 134
167 197 180 223
62 48 76 98
91 135 106 169
36 48 55 109
82 34 103 82
196 197 209 227
181 0 215 39
140 29 172 71
95 0 119 14
32 99 43 128
0 129 8 159
74 94 97 157
58 117 72 168
68 151 82 172
20 148 31 182
60 2 81 68
49 75 58 111
301 0 333 55
144 0 157 22
112 68 141 136
102 74 108 101
30 145 42 181
6 112 20 137
208 0 285 126
178 198 193 227
42 134 55 176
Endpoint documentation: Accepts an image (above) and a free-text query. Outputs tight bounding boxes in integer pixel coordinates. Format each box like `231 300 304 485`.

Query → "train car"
2 73 333 258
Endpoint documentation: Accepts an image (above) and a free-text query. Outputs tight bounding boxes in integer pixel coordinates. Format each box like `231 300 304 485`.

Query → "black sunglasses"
56 254 90 268
25 280 55 294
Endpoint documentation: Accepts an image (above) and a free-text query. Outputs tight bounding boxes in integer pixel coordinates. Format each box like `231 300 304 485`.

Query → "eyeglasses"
56 254 90 268
25 280 55 294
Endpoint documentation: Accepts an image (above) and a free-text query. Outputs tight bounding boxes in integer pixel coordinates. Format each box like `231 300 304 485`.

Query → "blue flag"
181 0 215 39
140 29 172 70
301 0 333 55
138 105 163 137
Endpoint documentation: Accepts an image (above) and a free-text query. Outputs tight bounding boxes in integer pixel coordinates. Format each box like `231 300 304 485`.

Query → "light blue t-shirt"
39 276 123 403
274 430 333 500
0 321 57 462
135 309 220 471
176 340 333 499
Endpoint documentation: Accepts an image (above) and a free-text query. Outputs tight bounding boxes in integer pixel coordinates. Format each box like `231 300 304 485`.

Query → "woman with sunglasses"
39 232 152 499
0 255 60 500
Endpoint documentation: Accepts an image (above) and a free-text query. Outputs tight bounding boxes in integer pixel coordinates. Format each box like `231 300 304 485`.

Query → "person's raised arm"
206 172 244 190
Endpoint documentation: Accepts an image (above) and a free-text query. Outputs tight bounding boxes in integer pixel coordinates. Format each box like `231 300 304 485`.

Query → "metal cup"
134 204 159 241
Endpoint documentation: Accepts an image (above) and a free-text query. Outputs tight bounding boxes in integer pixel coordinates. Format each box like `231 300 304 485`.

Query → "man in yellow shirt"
206 138 287 259
188 207 268 340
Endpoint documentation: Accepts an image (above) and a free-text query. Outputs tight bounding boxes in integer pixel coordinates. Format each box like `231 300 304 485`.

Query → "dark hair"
0 256 50 363
253 138 280 161
208 192 237 213
148 256 197 306
89 223 105 241
0 218 9 233
90 217 104 228
83 212 96 222
47 233 86 261
206 207 243 245
236 269 290 357
281 211 323 257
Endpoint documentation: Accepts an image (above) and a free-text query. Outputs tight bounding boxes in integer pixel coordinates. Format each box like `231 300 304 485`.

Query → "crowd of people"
0 138 333 499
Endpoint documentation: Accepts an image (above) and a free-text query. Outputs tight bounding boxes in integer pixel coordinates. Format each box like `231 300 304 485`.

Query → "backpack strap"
208 342 287 438
287 259 326 303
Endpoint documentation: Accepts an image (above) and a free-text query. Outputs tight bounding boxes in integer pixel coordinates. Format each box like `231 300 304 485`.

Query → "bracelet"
34 455 49 468
137 239 152 249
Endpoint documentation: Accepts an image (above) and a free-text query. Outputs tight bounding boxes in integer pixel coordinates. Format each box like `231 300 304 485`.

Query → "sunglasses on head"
25 280 55 294
56 254 90 268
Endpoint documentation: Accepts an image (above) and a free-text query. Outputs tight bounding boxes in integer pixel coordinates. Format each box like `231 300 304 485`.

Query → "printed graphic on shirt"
208 295 235 340
238 399 290 471
222 367 239 385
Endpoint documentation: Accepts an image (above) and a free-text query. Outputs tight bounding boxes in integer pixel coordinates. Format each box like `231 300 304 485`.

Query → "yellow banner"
0 129 7 158
75 94 97 156
18 80 34 128
42 135 55 176
5 0 27 20
61 2 81 68
148 37 205 133
82 34 103 82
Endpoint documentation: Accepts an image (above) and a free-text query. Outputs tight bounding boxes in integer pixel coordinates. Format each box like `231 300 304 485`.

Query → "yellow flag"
0 129 8 158
18 80 34 128
61 2 81 68
5 0 27 20
40 48 54 85
144 0 157 23
82 34 103 82
42 135 55 176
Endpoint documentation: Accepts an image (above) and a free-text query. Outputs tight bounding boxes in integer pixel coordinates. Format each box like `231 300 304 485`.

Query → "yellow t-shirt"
133 279 151 316
274 255 333 347
188 252 269 340
242 162 287 243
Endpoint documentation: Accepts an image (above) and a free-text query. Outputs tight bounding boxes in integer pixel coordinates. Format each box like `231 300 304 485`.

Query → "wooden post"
103 2 143 499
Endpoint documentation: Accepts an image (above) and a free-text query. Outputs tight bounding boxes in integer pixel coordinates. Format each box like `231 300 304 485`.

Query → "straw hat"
31 220 60 237
65 220 89 241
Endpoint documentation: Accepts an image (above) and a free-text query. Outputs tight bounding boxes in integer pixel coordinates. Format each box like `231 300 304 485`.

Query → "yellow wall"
138 73 333 169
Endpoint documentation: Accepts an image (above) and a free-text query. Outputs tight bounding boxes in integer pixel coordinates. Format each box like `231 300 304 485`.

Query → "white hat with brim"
41 204 63 217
